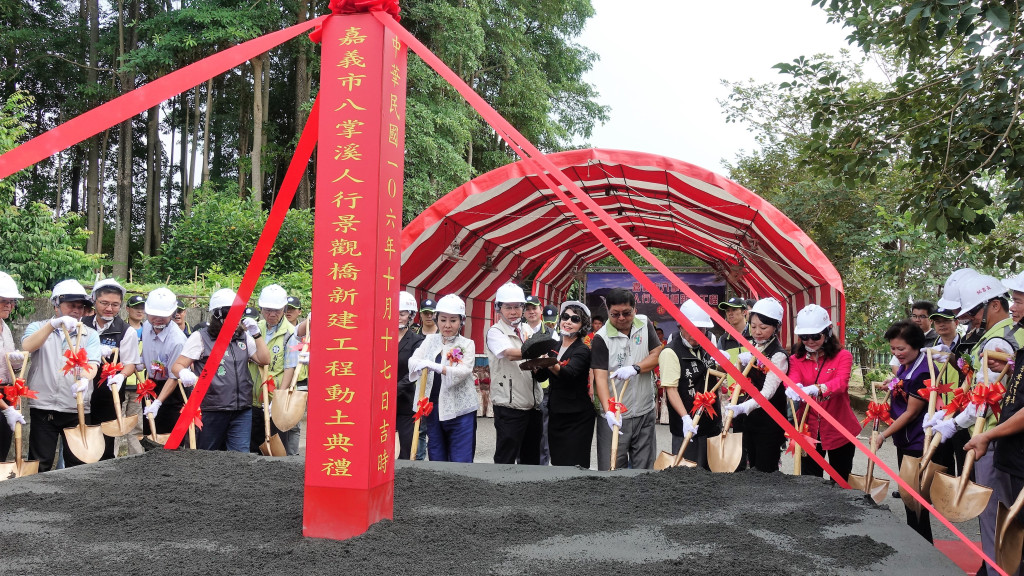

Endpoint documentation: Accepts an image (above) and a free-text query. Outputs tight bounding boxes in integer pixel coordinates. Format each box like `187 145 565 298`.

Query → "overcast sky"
576 0 861 176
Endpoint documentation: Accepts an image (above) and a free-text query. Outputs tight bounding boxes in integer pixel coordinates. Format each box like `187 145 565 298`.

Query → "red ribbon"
263 377 276 396
690 391 717 418
785 423 818 455
861 401 893 427
413 397 434 421
559 359 569 367
608 397 628 414
924 378 952 396
62 348 90 375
100 362 124 385
3 378 37 407
944 387 970 417
329 0 400 19
182 405 204 431
971 383 1006 418
136 379 157 403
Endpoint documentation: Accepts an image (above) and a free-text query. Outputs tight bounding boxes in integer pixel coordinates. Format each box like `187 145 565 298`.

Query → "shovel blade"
0 462 17 481
849 474 890 504
898 457 925 514
996 502 1024 575
63 425 106 463
931 471 993 523
707 432 742 473
654 451 674 471
261 434 287 457
270 389 308 432
100 414 139 438
16 460 39 477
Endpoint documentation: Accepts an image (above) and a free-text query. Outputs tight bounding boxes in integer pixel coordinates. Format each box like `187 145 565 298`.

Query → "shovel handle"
409 369 429 460
720 361 756 436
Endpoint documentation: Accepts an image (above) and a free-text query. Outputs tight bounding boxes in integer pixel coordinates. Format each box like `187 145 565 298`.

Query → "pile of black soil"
0 450 957 575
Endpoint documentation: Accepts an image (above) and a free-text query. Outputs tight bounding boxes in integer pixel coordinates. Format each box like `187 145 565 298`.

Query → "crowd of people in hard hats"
0 272 309 468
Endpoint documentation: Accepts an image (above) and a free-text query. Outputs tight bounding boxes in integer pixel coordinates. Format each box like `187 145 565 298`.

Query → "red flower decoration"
136 379 158 403
62 348 89 375
690 391 718 418
413 397 434 421
446 347 464 365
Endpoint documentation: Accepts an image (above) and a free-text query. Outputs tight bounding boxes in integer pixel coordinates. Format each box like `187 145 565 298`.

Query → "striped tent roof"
401 148 845 352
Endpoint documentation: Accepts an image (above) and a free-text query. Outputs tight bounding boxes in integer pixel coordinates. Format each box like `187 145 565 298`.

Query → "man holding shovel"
247 284 295 454
592 288 664 470
21 279 101 470
137 288 188 438
0 271 27 459
83 279 139 460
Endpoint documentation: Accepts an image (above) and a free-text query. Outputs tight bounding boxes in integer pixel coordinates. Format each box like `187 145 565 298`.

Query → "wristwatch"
632 364 641 374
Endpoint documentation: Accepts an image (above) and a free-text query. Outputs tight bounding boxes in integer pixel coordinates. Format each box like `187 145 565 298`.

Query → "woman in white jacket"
409 294 479 462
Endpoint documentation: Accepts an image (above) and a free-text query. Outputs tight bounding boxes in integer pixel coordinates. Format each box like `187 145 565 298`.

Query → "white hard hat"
51 279 89 305
145 287 178 317
560 300 591 317
209 288 239 311
399 291 418 313
794 304 832 335
937 268 979 310
91 278 126 301
750 297 784 323
257 284 288 309
956 274 1008 318
0 272 24 299
1003 271 1024 294
435 294 466 316
494 283 526 304
679 299 713 328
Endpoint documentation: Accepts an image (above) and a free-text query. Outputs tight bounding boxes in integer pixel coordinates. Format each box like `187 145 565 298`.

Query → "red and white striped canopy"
400 148 845 352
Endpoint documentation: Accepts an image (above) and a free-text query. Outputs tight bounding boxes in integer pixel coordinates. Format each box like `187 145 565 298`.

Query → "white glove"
241 317 261 337
107 373 125 389
425 362 443 374
100 345 114 358
409 358 425 373
610 365 638 381
50 316 77 333
921 411 944 430
2 406 24 431
70 378 89 396
604 410 623 433
177 368 199 387
297 351 310 365
682 414 698 437
725 399 757 417
954 402 980 429
926 344 951 364
738 351 753 366
785 384 819 402
144 399 162 417
932 418 957 443
7 351 23 363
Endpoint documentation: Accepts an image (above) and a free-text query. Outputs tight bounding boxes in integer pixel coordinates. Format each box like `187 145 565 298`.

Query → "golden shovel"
707 360 757 473
0 354 39 479
178 383 197 450
930 363 997 523
788 395 812 476
654 370 725 470
409 369 430 460
60 323 105 463
608 377 631 471
141 396 170 445
271 336 308 432
898 347 946 515
258 367 286 457
995 485 1024 575
848 385 890 504
99 349 140 440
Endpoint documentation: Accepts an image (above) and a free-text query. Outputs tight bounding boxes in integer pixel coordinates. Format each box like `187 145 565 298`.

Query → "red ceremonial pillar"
304 11 407 540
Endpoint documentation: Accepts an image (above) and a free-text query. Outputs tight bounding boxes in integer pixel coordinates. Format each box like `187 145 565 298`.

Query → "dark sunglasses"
799 332 826 342
560 312 582 323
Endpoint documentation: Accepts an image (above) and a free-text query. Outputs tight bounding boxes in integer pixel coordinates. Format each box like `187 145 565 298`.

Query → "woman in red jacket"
785 304 861 482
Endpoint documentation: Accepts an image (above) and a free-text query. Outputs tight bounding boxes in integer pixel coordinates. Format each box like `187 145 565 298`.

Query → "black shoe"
892 489 900 498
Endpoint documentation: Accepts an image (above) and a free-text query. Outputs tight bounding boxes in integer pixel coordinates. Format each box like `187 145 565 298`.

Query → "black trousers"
396 412 415 460
249 406 282 453
492 405 542 465
897 447 933 543
743 422 785 473
548 409 594 468
800 440 856 483
0 416 12 461
28 408 87 471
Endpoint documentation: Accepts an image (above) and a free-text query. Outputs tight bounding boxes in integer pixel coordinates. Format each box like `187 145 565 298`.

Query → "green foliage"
0 202 102 317
0 91 32 206
772 0 1024 250
141 183 312 283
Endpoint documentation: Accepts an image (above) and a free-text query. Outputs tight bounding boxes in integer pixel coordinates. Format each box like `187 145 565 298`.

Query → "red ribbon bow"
181 405 204 431
861 401 893 427
328 0 401 20
62 348 89 375
971 383 1006 418
263 377 276 396
608 397 628 414
559 359 569 367
784 423 818 455
924 379 952 396
690 391 717 419
944 387 970 417
3 378 37 407
136 379 157 402
100 362 124 384
413 397 434 421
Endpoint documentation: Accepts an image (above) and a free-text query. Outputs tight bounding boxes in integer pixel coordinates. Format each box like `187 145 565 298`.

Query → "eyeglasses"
0 299 15 307
799 333 825 342
560 312 581 323
609 309 634 319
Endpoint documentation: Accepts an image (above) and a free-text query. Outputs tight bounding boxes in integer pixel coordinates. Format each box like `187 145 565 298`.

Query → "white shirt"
486 320 531 359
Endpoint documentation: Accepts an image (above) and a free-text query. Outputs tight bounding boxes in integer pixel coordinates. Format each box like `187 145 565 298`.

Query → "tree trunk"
250 55 264 204
113 117 132 277
188 84 200 195
295 0 310 208
166 100 176 225
237 74 249 196
69 146 82 213
180 92 191 216
84 0 100 251
201 78 213 184
145 105 159 257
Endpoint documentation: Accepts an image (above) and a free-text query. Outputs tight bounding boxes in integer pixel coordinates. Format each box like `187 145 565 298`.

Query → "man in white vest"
485 283 543 464
592 287 664 470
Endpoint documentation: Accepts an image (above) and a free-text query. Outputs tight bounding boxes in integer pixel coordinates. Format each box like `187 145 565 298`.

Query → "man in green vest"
248 284 295 453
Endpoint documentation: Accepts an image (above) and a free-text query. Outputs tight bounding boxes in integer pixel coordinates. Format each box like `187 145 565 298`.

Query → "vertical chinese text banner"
304 12 407 540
